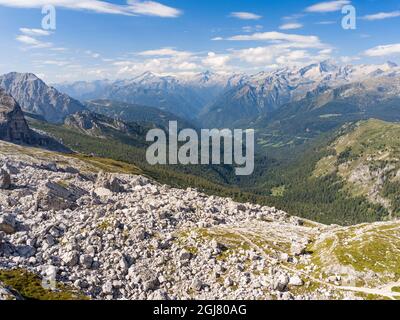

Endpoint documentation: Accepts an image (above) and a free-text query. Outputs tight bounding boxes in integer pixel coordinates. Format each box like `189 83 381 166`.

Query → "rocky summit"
0 73 85 124
0 88 34 144
1 140 400 300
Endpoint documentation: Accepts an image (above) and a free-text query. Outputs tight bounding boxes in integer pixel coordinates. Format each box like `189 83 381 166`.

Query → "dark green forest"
31 119 392 226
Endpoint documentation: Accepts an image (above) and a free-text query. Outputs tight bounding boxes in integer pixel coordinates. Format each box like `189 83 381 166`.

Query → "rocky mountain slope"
0 88 70 153
314 119 400 218
0 88 34 144
64 110 147 146
85 99 195 131
0 73 85 124
254 74 400 149
0 140 399 300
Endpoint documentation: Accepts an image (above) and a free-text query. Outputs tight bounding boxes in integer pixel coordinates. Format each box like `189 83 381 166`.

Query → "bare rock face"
0 214 17 234
0 73 85 124
36 181 86 211
0 88 34 144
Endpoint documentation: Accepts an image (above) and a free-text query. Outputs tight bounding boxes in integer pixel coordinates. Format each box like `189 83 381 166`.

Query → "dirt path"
222 227 400 300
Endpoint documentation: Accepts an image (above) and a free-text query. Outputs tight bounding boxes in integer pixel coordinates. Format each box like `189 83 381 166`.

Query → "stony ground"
0 141 400 300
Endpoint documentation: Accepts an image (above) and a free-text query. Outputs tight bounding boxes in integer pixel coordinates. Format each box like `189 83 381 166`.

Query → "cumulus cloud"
230 12 262 20
202 52 231 70
364 44 400 57
305 1 350 13
0 0 182 17
279 23 303 30
229 29 333 68
232 45 327 67
362 11 400 21
113 47 204 76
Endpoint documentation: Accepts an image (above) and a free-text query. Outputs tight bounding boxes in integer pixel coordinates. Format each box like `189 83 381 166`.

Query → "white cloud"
211 37 223 41
137 48 191 57
113 47 203 76
364 44 400 57
16 35 52 48
232 44 331 67
233 46 277 65
127 0 182 17
279 23 303 30
16 35 40 45
20 28 51 36
202 52 231 70
0 0 182 17
230 12 262 20
319 48 333 55
362 11 400 21
225 31 325 49
305 1 350 13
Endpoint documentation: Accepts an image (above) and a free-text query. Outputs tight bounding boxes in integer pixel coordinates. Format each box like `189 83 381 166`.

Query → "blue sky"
0 0 399 82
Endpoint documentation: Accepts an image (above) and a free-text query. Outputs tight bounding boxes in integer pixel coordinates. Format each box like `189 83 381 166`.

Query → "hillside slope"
314 119 400 217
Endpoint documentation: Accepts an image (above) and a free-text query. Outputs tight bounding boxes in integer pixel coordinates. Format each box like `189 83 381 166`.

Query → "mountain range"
53 60 400 130
55 71 240 120
1 59 397 133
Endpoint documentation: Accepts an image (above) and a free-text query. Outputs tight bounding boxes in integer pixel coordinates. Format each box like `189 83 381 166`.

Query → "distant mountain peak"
319 59 339 72
133 71 159 82
0 72 85 123
299 60 338 76
386 61 398 68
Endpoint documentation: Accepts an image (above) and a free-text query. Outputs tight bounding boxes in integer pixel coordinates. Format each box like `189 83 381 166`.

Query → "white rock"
94 187 113 198
289 275 304 286
62 251 80 267
273 274 289 292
